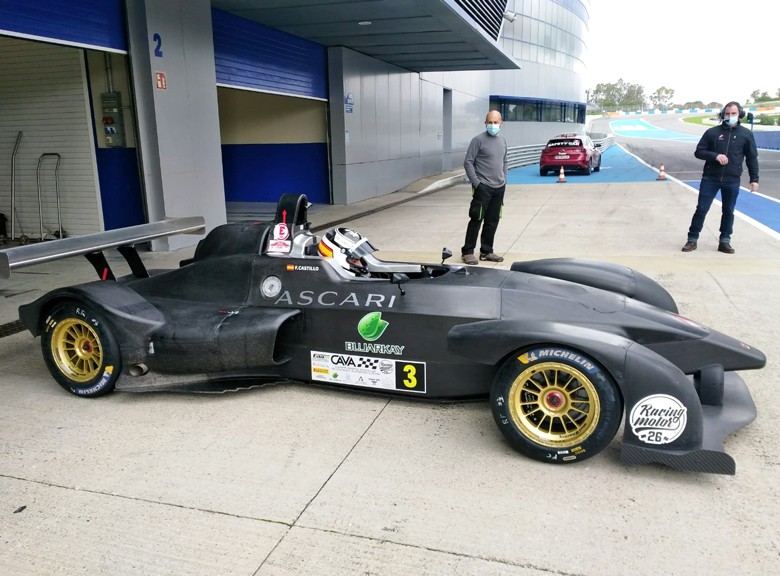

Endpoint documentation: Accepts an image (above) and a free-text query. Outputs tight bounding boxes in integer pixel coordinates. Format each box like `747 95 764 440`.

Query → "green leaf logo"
358 312 389 342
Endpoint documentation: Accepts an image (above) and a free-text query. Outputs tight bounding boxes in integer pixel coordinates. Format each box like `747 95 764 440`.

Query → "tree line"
587 79 780 111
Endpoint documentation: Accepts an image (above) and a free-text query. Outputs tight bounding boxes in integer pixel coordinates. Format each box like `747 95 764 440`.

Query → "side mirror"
391 272 409 295
441 247 452 264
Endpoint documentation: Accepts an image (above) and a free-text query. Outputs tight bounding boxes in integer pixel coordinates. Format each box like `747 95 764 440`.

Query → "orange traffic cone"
556 166 566 183
657 164 666 180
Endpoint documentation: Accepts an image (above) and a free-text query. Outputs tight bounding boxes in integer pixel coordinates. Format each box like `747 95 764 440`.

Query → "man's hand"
716 154 729 165
749 182 759 192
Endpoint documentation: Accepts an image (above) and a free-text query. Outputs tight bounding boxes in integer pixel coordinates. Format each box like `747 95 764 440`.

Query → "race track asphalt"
510 144 780 239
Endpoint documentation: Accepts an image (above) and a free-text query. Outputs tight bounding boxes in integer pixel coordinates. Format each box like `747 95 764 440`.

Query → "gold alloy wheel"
50 318 103 383
507 361 600 448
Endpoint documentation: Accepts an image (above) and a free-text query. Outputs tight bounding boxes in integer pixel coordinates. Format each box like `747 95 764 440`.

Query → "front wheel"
40 300 122 397
491 346 622 464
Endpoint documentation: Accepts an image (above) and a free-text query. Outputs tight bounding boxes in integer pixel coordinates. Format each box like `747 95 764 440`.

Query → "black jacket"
694 121 759 183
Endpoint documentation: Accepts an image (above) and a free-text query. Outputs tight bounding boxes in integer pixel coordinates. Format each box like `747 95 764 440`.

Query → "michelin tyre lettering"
491 346 622 464
41 300 122 397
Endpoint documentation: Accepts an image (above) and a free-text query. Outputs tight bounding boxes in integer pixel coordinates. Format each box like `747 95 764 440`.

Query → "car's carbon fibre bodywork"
12 194 765 474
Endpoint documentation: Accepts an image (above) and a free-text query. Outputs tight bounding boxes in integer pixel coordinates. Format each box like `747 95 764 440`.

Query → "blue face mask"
486 124 500 136
724 116 739 127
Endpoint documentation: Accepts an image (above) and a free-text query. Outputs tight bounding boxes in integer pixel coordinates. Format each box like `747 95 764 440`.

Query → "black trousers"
461 183 505 256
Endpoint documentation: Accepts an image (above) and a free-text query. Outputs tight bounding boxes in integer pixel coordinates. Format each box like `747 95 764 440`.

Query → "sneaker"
461 253 478 265
681 241 697 252
479 252 504 262
718 242 735 254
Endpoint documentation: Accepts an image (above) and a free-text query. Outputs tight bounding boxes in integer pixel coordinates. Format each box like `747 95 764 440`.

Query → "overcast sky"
584 0 776 105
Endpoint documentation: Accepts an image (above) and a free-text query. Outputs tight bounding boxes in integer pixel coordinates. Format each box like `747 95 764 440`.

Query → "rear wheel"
491 346 622 464
539 168 548 176
40 300 121 397
594 158 601 172
584 159 592 175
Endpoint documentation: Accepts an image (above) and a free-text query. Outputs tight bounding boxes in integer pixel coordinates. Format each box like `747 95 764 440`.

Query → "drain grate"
0 320 26 338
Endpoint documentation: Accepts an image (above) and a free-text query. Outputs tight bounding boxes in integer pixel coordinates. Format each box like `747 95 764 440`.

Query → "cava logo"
358 312 388 342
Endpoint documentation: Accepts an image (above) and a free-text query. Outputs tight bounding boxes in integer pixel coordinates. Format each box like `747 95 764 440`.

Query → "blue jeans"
687 178 740 243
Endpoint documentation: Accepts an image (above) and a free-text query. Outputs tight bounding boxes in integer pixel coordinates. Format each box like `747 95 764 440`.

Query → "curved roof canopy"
211 0 519 72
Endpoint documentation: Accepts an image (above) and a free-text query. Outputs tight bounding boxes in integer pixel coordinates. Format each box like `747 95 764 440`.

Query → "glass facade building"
489 0 590 144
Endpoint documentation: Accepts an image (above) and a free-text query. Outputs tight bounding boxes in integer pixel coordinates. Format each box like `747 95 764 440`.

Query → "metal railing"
507 143 545 169
589 132 615 150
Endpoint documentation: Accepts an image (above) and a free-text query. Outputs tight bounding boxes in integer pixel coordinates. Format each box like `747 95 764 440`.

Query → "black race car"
2 194 766 474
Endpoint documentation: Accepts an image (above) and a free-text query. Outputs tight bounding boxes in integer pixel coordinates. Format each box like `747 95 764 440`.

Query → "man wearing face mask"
682 101 759 254
461 110 508 265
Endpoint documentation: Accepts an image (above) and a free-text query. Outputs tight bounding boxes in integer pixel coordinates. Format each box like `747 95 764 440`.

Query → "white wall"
328 47 492 204
0 37 102 240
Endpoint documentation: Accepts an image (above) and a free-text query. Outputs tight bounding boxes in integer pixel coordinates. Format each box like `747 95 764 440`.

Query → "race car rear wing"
0 217 205 280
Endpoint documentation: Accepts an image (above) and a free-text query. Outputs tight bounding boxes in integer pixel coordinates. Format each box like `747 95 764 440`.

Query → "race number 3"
395 361 425 392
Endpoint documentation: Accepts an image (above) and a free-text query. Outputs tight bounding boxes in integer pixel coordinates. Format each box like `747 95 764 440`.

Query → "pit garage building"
0 0 589 249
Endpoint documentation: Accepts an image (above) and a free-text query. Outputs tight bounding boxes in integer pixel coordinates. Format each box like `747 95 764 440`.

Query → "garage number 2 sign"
152 33 163 57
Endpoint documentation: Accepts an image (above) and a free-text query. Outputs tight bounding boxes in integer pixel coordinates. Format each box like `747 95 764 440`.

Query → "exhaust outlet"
129 364 149 376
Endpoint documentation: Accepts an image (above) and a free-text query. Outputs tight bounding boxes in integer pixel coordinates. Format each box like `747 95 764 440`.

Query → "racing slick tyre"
40 300 122 397
490 347 623 464
694 364 725 406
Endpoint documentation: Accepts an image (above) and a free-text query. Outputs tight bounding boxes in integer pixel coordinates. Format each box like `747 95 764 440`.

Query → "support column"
125 0 226 250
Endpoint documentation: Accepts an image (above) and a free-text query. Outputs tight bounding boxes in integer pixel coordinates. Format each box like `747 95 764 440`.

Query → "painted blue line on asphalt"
682 180 780 234
507 145 658 185
507 144 780 236
610 119 699 142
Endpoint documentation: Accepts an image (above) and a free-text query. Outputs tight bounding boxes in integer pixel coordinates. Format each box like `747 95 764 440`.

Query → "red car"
539 133 601 176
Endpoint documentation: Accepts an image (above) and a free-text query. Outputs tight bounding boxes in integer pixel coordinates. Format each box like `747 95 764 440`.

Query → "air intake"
454 0 508 40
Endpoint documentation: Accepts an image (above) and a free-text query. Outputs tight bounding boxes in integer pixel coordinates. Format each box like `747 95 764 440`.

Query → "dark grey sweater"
464 131 508 188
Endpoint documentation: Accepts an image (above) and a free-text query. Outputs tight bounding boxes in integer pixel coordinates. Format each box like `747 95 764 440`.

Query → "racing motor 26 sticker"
629 394 687 445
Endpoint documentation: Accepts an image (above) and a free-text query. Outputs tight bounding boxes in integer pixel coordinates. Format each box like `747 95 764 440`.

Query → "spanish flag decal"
318 240 333 258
